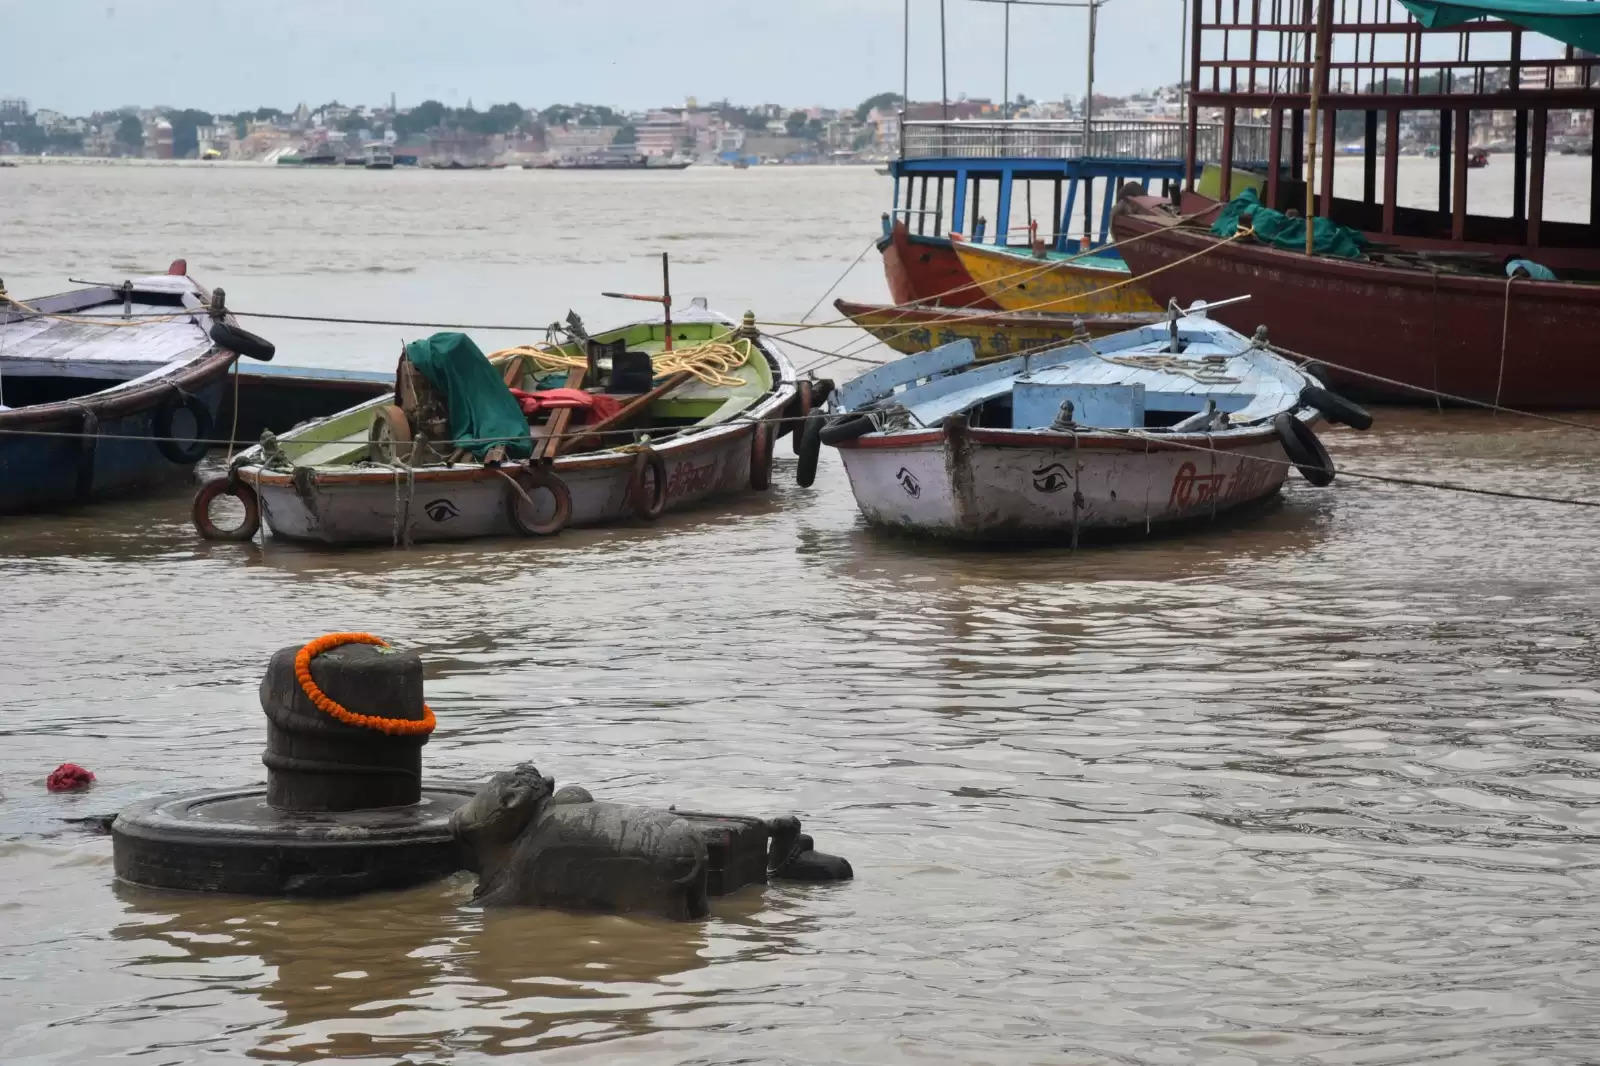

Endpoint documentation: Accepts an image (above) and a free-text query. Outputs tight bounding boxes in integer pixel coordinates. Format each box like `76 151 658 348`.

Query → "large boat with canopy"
1111 0 1600 408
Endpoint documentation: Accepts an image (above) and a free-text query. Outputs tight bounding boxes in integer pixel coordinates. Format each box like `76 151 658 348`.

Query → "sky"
0 0 1191 115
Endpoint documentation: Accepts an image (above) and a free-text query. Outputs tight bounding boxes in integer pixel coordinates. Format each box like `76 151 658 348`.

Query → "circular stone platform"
112 783 476 897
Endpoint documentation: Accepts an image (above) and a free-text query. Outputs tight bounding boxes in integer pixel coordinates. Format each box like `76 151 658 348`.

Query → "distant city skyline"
6 0 1190 116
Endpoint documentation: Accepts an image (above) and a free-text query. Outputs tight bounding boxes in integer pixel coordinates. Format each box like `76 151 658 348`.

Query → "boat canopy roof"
1399 0 1600 51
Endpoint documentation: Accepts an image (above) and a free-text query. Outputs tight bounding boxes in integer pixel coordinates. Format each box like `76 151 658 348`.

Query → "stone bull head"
450 763 710 920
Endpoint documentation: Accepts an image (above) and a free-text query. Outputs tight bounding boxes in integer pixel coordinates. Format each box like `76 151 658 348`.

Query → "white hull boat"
807 299 1371 543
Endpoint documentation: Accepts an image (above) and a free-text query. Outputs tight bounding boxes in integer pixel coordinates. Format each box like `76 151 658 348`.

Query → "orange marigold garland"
294 632 437 737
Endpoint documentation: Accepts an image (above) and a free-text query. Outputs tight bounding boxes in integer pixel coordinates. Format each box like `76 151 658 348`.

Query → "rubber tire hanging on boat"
788 380 814 455
795 410 826 488
154 392 214 464
749 422 775 490
1273 413 1336 487
819 413 876 446
192 477 262 541
506 464 572 536
209 321 275 362
1299 385 1373 431
75 409 100 498
627 447 668 520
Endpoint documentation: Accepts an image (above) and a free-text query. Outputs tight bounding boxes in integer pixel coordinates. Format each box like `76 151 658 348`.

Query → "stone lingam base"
111 783 478 897
111 637 853 907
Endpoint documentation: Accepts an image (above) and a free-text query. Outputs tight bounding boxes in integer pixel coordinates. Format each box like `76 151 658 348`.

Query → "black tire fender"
75 408 99 498
1300 384 1373 431
192 477 261 541
155 393 214 464
1274 412 1335 487
788 380 814 454
210 321 275 362
749 421 774 490
627 447 668 520
795 410 825 488
819 412 875 446
506 464 572 536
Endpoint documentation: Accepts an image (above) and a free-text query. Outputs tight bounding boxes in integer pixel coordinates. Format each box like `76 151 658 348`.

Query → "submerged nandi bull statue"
451 763 852 920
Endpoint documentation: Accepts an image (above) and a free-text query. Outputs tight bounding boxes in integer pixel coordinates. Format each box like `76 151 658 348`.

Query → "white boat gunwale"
235 312 795 485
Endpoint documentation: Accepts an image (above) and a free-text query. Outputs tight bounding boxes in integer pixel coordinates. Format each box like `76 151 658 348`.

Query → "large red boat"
1113 0 1600 408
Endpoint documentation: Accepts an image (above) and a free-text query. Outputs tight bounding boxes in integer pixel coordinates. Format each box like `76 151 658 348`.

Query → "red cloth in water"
510 388 623 423
47 763 95 792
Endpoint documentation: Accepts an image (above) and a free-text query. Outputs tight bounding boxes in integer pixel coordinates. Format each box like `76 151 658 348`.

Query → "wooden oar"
534 365 587 461
563 370 693 455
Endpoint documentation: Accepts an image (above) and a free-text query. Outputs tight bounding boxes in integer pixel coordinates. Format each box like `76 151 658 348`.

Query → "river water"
1 161 1598 1064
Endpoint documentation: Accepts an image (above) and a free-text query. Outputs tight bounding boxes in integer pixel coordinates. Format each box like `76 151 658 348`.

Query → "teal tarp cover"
1210 188 1369 260
403 332 532 460
1400 0 1600 52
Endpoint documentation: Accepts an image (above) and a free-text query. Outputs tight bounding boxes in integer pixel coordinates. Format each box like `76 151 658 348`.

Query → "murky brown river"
2 161 1598 1064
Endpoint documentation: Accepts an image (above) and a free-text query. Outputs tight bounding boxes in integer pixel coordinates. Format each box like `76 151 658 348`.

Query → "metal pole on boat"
1179 0 1187 106
661 252 672 352
1003 1 1011 120
599 251 673 352
1084 1 1098 159
940 0 950 121
902 0 910 121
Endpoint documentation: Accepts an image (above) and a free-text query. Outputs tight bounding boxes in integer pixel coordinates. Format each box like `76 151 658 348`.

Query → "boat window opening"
971 397 1013 429
0 374 128 408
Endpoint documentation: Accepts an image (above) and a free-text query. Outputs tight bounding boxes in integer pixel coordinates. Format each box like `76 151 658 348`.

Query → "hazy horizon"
5 0 1192 116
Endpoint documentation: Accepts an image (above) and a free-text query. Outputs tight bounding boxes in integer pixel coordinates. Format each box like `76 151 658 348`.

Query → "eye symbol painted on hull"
896 467 921 498
1032 463 1072 493
424 499 460 522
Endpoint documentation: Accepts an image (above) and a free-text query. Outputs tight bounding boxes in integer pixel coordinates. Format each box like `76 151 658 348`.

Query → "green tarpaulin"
1210 188 1369 260
1400 0 1600 52
403 332 532 460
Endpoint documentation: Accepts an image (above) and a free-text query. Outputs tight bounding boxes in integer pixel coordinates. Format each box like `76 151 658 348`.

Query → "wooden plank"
837 339 976 410
563 370 693 454
1382 109 1399 234
534 366 586 461
1528 108 1547 246
1266 105 1284 207
1452 106 1469 241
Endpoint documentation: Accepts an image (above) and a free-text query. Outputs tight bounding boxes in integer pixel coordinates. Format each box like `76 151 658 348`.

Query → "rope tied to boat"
488 336 752 389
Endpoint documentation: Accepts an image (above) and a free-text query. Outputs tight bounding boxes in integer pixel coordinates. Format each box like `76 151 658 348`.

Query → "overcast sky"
2 0 1191 115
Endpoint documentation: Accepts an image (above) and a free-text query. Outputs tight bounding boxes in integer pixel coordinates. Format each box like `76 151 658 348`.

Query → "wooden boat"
1112 192 1600 408
0 262 271 514
878 217 998 309
833 298 1163 358
812 299 1363 543
951 239 1162 314
1137 1 1600 407
223 364 392 446
206 304 797 545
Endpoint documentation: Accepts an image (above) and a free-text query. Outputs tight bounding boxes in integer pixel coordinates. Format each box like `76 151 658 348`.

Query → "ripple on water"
3 163 1600 1062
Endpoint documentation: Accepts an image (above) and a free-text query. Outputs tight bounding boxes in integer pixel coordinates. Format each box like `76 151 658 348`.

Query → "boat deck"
863 316 1304 430
0 277 211 381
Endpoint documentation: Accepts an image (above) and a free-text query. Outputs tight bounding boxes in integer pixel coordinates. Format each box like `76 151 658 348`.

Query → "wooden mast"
1304 0 1331 254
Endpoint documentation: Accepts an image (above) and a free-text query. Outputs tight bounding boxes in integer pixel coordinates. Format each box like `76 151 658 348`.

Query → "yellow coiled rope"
490 335 751 388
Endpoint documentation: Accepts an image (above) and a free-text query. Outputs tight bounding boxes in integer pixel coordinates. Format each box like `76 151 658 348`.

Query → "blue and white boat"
0 262 273 514
804 297 1371 543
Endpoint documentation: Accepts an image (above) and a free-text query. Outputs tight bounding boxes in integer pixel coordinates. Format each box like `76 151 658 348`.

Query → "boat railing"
900 119 1272 165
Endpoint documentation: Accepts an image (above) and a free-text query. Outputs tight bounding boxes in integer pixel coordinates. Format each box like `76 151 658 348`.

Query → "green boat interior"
272 319 775 469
